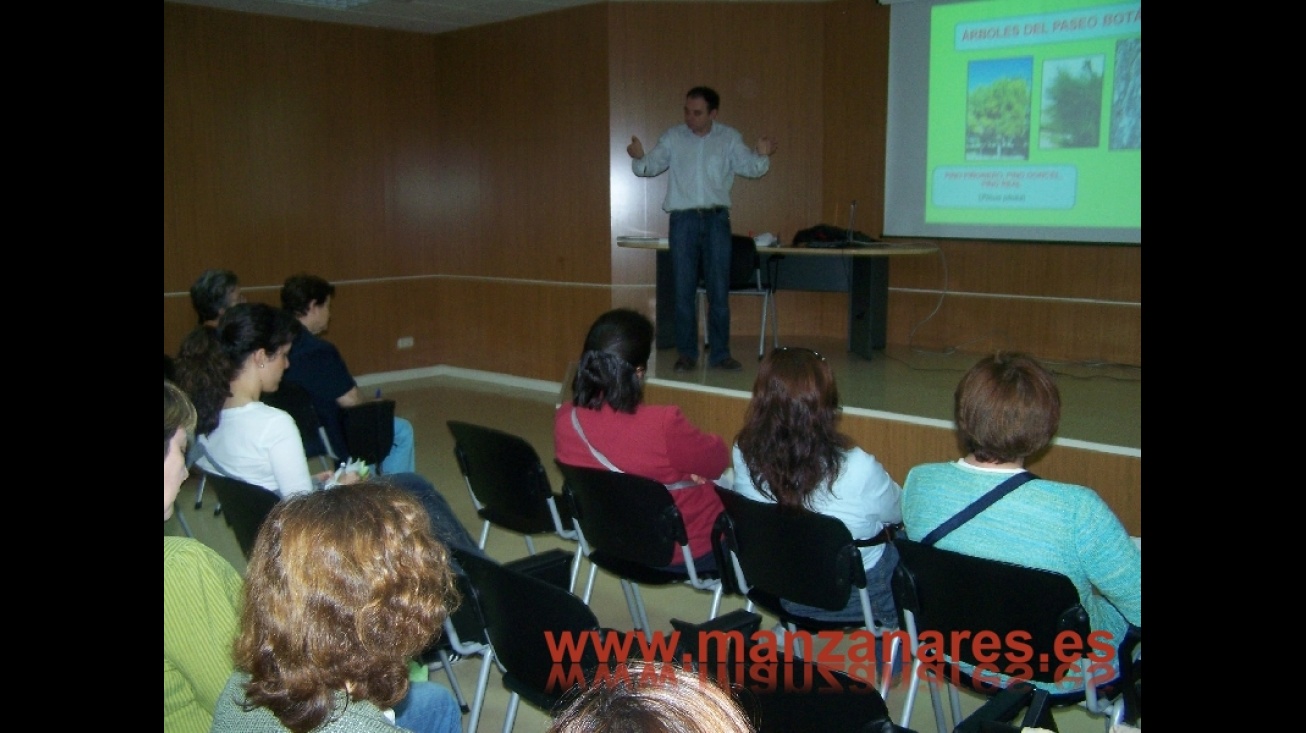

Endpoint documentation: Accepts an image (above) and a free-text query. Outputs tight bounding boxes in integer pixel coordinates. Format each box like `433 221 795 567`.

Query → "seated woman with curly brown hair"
210 482 462 733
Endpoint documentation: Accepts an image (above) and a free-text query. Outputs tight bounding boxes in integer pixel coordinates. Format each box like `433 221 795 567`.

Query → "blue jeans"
669 208 732 365
381 473 488 573
780 541 900 629
381 417 416 475
393 680 462 733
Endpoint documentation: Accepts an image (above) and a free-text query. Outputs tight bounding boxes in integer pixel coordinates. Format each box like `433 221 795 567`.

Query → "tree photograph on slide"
1039 54 1104 149
965 57 1032 161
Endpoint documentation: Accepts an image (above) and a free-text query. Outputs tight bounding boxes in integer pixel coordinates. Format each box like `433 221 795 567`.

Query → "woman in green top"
164 380 244 733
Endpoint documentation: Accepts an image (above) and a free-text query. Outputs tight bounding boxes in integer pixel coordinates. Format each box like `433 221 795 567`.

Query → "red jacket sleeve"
660 407 729 480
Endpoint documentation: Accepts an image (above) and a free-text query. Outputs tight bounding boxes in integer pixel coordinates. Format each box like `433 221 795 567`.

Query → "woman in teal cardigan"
901 353 1141 694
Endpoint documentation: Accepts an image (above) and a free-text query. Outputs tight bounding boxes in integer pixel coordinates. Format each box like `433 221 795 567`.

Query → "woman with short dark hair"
554 308 729 570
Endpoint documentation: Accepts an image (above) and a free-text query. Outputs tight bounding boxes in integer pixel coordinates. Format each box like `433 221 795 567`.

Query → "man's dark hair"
189 269 239 325
686 86 720 112
281 273 335 317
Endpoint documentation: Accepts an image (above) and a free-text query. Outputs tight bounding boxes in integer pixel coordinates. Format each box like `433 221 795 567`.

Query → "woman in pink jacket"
554 308 728 570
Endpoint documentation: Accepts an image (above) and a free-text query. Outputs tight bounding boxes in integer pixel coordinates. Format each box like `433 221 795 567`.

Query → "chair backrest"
421 569 489 662
341 399 396 466
556 463 686 568
261 381 337 463
454 549 603 705
714 488 863 611
670 612 901 733
728 234 762 290
891 538 1090 686
447 420 570 535
204 472 280 559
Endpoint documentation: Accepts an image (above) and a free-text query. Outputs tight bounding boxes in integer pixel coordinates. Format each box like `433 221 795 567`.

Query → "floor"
165 335 1139 733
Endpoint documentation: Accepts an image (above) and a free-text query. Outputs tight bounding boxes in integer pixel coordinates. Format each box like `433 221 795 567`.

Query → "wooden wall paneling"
892 240 1141 302
887 290 1141 366
820 0 890 235
272 277 614 381
428 31 485 276
436 5 611 283
164 6 441 285
769 290 848 345
433 280 614 382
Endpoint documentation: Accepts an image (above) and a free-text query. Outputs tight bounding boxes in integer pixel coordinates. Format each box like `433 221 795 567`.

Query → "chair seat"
670 612 911 733
557 462 727 633
743 587 874 633
500 672 567 716
890 538 1138 732
478 499 574 537
447 420 585 592
586 551 717 587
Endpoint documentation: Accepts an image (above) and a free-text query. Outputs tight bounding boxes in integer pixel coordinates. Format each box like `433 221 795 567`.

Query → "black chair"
194 384 336 514
418 547 576 724
446 421 583 590
711 488 901 699
341 399 396 470
556 463 725 636
891 538 1139 733
261 381 338 470
203 471 280 560
454 548 611 733
418 570 492 717
698 234 779 359
670 611 918 733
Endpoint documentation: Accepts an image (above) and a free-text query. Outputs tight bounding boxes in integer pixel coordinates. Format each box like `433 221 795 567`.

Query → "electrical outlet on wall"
397 337 414 349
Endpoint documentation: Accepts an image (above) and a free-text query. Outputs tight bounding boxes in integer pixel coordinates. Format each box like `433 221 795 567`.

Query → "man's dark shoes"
674 356 696 373
712 356 743 371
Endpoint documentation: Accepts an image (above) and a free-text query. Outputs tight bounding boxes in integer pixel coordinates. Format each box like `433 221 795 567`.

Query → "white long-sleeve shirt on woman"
195 402 314 498
730 444 902 571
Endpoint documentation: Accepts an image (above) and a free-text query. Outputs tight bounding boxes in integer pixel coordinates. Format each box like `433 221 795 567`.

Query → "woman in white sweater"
729 347 902 629
176 301 332 497
174 302 481 562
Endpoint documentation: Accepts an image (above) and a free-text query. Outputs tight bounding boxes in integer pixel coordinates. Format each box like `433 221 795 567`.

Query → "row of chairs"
453 547 914 733
453 421 1140 733
199 419 1138 732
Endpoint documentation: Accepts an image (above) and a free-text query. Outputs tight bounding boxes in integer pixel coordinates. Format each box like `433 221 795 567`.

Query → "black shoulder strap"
919 471 1038 547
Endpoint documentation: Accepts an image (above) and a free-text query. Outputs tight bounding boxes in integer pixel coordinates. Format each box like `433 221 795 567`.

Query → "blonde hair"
549 662 755 733
163 380 197 461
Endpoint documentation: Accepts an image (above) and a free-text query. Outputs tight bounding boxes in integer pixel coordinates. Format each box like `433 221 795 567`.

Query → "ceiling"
165 0 828 36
